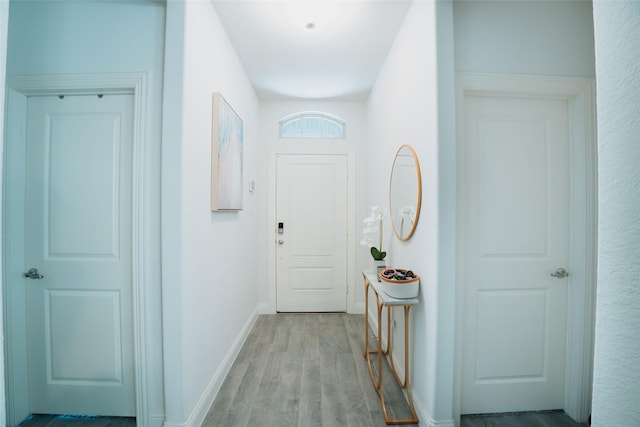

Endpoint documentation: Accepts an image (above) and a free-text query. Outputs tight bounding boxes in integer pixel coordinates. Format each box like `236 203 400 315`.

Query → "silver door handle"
550 267 569 279
24 268 44 279
278 240 284 245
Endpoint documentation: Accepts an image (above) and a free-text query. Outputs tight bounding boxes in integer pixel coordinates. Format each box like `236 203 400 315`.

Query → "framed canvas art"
211 92 243 211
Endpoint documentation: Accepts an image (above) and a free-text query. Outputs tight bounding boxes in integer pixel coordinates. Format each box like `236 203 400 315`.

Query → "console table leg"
362 272 419 425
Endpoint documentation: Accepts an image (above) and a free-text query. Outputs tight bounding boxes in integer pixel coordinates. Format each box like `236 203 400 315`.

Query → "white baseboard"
412 391 455 427
258 302 273 314
161 419 188 427
170 306 259 427
351 301 365 314
147 413 165 427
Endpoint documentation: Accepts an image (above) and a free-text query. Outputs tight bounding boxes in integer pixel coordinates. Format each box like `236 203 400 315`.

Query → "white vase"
373 259 386 282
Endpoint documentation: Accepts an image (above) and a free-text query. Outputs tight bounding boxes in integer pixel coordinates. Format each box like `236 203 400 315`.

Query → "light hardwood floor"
20 313 588 427
203 313 416 427
205 314 587 427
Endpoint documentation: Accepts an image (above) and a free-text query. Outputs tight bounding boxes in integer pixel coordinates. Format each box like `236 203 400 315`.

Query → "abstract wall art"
211 92 243 211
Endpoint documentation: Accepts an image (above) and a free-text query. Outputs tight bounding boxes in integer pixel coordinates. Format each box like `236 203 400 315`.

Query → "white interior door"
24 94 135 416
461 94 570 414
276 154 348 312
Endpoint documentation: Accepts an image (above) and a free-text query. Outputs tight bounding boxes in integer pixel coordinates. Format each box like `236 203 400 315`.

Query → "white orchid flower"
360 206 386 260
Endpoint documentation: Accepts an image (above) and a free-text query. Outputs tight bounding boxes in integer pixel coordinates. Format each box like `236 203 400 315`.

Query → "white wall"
161 1 260 425
4 2 166 424
592 2 640 425
0 1 9 425
454 0 595 77
366 2 457 425
257 100 367 312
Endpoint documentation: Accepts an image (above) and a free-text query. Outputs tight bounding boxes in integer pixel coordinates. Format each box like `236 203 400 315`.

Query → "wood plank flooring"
203 313 416 427
20 313 588 427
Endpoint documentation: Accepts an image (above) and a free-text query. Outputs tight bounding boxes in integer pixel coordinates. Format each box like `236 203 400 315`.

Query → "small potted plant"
360 206 387 280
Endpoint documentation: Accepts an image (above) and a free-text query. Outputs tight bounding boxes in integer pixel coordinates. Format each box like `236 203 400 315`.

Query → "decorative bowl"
379 268 420 299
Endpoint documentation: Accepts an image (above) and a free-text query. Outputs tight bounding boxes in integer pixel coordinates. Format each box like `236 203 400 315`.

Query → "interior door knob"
278 240 284 245
24 268 44 279
550 267 569 278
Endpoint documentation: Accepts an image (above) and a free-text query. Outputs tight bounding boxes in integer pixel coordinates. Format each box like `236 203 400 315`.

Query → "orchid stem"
379 218 383 255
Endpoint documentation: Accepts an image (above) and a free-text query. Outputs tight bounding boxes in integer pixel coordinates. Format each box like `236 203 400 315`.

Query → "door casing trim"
266 148 356 314
454 73 597 423
2 72 153 426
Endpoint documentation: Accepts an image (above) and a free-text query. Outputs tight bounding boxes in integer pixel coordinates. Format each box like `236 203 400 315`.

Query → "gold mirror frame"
389 144 422 241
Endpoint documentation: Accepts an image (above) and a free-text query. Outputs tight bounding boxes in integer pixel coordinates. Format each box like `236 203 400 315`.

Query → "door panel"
461 95 569 413
25 94 135 416
46 111 121 258
276 154 348 312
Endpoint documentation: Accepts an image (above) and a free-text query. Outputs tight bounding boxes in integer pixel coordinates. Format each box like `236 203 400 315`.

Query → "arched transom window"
279 111 346 139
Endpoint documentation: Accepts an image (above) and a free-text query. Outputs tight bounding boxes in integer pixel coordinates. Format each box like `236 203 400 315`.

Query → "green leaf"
370 247 386 260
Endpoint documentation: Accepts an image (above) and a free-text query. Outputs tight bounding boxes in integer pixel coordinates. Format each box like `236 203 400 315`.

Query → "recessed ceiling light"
285 1 342 32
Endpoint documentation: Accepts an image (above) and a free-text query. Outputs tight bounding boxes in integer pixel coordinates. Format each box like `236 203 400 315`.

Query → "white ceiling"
212 1 412 101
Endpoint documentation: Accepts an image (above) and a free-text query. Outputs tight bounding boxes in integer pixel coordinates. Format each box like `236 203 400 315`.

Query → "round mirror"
389 144 422 241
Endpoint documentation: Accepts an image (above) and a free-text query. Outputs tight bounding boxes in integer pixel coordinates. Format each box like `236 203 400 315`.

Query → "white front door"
461 94 570 413
276 154 348 312
24 94 135 416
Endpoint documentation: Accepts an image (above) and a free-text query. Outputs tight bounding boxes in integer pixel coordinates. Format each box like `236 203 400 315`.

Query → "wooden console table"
363 272 419 425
